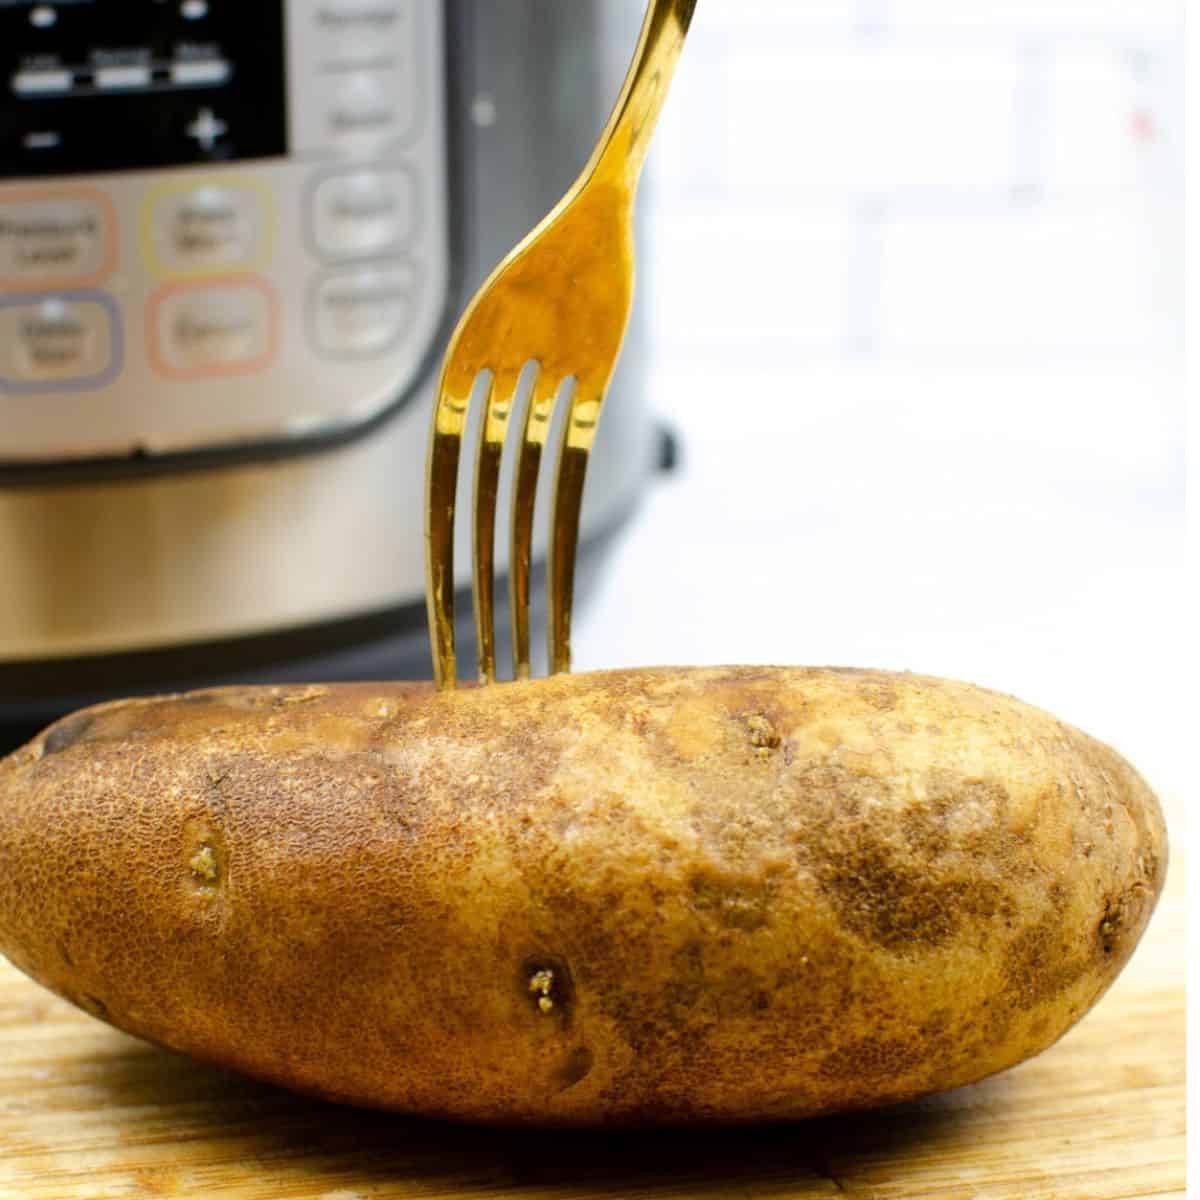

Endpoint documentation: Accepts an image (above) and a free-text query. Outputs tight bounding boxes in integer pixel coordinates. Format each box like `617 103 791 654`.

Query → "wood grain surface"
0 818 1184 1200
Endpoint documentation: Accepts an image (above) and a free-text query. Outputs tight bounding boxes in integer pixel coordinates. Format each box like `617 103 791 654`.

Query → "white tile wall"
720 48 1021 198
643 3 1184 365
887 0 1182 39
695 1 860 35
647 209 851 355
1047 47 1149 196
877 205 1171 358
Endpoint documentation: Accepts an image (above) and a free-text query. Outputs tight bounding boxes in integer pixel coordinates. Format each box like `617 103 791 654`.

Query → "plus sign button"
186 108 228 152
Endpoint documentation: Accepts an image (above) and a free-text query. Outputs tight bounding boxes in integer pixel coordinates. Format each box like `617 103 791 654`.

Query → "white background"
574 0 1186 814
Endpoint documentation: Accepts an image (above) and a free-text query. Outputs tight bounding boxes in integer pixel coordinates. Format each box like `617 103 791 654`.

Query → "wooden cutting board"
0 834 1184 1199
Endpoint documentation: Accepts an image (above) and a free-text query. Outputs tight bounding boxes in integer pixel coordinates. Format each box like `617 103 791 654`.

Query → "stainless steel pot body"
0 1 654 731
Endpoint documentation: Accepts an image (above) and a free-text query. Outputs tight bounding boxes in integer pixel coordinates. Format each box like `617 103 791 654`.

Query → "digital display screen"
0 0 287 178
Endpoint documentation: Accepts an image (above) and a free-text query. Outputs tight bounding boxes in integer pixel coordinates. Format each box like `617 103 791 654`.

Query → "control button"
291 64 418 153
310 167 416 259
23 131 62 151
96 64 152 89
288 2 419 153
151 185 264 272
171 59 230 86
314 3 407 59
329 73 395 140
186 107 228 151
0 293 119 390
142 177 274 277
150 278 278 378
0 193 115 288
310 261 416 357
288 1 421 153
315 2 403 34
12 68 73 95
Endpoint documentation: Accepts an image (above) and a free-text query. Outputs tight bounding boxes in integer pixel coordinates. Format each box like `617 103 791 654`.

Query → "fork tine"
424 373 474 690
509 367 562 682
547 379 606 675
470 368 518 685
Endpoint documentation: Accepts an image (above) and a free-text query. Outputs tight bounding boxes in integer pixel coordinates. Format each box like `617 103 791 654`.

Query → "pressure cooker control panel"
0 0 449 464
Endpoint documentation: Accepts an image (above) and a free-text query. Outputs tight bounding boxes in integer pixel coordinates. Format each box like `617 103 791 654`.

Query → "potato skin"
0 667 1166 1126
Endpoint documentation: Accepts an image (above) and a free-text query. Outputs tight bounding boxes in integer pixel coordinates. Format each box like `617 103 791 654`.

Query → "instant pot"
0 0 658 747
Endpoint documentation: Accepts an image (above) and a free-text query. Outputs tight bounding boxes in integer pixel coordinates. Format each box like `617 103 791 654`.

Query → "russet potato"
0 667 1166 1125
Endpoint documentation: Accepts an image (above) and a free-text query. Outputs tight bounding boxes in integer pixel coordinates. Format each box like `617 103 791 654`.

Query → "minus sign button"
23 131 62 149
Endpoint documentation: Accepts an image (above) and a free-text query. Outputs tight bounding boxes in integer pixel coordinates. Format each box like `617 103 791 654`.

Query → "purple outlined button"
0 289 122 394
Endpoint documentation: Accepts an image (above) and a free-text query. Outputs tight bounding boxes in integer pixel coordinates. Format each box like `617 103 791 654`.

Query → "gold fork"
424 0 697 689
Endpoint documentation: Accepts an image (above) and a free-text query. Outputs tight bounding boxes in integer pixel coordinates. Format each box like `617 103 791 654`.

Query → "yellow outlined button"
141 175 275 278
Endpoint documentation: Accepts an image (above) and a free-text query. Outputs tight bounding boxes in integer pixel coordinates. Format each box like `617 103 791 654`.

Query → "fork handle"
592 0 698 192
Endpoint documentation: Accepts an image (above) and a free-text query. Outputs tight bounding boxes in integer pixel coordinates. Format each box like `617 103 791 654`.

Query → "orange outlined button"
0 188 117 291
147 275 279 380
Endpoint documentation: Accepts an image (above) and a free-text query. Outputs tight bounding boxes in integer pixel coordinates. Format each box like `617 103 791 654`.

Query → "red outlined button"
0 188 117 291
147 275 279 380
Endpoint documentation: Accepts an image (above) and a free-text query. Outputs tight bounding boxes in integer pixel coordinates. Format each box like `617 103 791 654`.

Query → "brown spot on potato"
793 759 886 823
662 939 706 1016
41 713 94 756
714 667 779 685
1027 1014 1050 1041
817 842 1006 954
818 1035 925 1084
80 993 108 1018
786 759 1020 954
219 690 274 710
689 871 774 932
712 965 772 1018
1002 908 1089 1005
858 684 899 712
558 1045 594 1089
205 768 232 818
1097 884 1153 960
